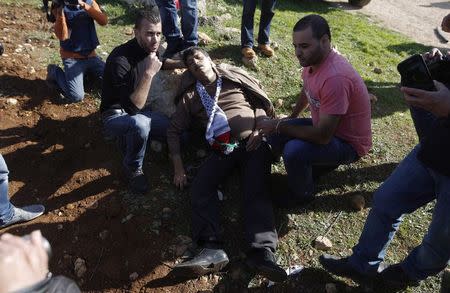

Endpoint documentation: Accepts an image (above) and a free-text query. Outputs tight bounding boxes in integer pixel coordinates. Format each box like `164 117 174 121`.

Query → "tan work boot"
258 44 275 57
241 47 256 59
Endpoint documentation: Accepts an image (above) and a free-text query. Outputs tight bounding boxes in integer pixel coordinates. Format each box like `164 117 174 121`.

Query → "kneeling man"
167 47 287 282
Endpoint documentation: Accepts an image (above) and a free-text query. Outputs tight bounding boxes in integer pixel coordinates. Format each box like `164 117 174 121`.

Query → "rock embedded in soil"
129 272 139 281
351 194 365 211
373 67 382 74
74 258 87 278
314 236 333 251
6 98 18 105
325 283 337 293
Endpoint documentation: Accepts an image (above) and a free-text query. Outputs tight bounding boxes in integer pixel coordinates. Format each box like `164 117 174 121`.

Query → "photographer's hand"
401 81 450 118
0 230 49 293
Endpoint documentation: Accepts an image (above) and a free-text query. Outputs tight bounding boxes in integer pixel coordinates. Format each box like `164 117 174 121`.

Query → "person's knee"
66 90 85 103
283 140 310 164
130 116 151 139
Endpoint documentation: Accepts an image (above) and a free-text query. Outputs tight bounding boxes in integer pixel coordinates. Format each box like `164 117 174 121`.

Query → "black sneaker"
319 254 367 281
46 64 67 101
128 169 149 194
246 248 288 283
379 263 420 288
172 248 229 278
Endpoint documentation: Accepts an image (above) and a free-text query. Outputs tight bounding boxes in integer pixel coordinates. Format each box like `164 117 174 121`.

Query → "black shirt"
100 38 149 115
418 117 450 177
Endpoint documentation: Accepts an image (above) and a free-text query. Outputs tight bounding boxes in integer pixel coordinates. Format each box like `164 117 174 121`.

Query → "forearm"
278 122 333 145
290 92 308 118
130 73 154 109
85 1 108 25
171 154 185 174
161 58 186 70
54 9 68 40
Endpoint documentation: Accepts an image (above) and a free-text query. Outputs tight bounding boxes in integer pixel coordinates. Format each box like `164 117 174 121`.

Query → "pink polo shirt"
302 49 372 157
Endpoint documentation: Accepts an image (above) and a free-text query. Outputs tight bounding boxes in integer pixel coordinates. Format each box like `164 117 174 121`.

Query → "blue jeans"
348 108 450 281
241 0 276 48
50 56 105 103
155 0 198 55
0 154 13 225
102 109 169 173
270 118 359 206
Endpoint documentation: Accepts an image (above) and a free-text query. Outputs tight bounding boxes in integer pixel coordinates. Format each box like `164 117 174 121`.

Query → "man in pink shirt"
259 14 372 207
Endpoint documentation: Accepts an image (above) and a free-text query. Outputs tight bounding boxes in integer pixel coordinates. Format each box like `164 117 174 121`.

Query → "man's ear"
320 34 330 47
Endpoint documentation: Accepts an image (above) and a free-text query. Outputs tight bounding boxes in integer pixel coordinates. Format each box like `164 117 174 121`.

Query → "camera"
397 54 450 91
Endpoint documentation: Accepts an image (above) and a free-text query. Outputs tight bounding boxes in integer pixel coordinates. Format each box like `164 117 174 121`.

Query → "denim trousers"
348 107 450 281
269 118 359 206
155 0 198 52
50 56 105 103
241 0 276 48
190 142 278 252
102 109 169 173
0 154 14 225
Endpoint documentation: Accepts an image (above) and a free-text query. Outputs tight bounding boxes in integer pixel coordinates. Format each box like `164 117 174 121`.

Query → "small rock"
129 272 139 281
162 207 172 220
325 283 337 293
242 56 258 70
6 98 18 105
276 98 283 107
217 190 223 201
58 211 63 216
121 214 134 223
314 236 333 251
87 201 98 210
270 41 279 50
124 27 133 35
291 103 296 109
29 67 35 74
66 203 76 210
74 258 87 278
99 230 109 240
198 32 213 46
150 141 162 152
373 67 382 74
308 249 313 257
200 275 209 284
351 194 365 211
196 149 206 158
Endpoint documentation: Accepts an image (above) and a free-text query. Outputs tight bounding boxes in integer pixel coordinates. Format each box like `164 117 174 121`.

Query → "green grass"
2 0 443 291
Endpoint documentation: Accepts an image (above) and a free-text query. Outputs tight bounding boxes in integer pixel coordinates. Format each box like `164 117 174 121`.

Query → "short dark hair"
134 7 161 28
182 46 211 65
293 14 331 41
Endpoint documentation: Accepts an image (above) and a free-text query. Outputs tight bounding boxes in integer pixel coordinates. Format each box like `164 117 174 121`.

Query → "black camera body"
43 0 82 22
397 54 450 91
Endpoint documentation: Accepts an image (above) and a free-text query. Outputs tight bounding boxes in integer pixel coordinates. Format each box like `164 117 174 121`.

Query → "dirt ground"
0 5 224 293
326 0 450 50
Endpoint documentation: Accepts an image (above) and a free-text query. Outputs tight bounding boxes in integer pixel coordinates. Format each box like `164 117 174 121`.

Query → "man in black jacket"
100 8 169 194
319 48 450 288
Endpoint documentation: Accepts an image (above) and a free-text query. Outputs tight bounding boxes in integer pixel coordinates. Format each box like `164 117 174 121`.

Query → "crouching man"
167 47 287 282
100 8 169 194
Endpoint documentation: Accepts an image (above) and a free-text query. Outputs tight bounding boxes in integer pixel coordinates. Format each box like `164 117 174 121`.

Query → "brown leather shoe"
241 47 256 59
258 44 274 57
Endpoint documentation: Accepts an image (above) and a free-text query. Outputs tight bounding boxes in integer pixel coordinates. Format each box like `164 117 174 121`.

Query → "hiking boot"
379 263 420 288
246 248 288 283
172 247 229 278
257 44 275 57
0 205 45 229
241 47 256 59
128 169 149 194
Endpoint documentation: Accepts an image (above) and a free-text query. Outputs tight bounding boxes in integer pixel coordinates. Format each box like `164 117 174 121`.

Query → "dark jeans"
269 118 359 206
155 0 198 55
191 142 278 252
348 107 450 281
102 109 169 173
241 0 276 48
